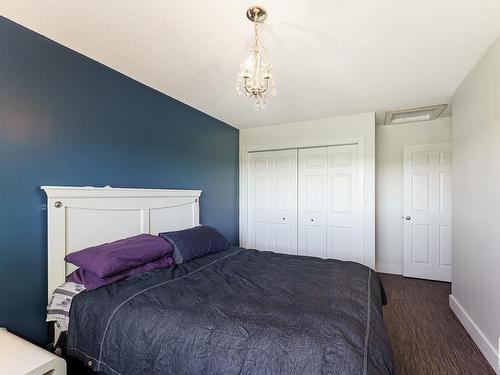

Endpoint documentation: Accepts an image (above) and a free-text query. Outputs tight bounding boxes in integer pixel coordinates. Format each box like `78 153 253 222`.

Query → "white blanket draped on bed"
46 282 85 332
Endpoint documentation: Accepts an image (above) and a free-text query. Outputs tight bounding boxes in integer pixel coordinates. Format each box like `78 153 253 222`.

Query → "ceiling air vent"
384 104 447 125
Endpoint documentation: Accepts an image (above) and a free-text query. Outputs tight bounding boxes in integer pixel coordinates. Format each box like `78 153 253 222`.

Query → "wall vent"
384 104 447 125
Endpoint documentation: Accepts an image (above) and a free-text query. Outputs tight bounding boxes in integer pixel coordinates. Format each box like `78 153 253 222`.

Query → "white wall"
240 112 375 268
375 117 452 274
450 37 500 372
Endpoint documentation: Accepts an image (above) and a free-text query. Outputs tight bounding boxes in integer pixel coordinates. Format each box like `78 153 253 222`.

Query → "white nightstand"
0 328 66 375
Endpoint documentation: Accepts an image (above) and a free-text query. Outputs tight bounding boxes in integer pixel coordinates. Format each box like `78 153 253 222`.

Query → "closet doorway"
247 144 366 264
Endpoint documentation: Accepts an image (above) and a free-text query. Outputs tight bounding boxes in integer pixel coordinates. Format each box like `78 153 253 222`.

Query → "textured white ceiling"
2 1 500 128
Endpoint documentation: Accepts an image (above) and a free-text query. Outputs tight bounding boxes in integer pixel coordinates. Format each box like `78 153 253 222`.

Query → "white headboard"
42 186 201 299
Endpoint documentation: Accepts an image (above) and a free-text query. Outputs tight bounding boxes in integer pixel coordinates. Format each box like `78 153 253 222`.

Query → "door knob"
310 219 314 222
282 217 286 220
405 216 411 220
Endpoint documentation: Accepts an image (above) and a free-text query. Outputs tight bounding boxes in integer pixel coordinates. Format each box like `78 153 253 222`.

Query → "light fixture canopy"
246 6 267 22
236 5 276 110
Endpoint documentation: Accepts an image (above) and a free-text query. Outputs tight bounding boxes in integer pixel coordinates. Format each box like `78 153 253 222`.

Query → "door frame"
240 137 373 268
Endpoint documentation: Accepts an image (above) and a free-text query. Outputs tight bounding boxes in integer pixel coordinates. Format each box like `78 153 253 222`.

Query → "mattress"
66 247 394 375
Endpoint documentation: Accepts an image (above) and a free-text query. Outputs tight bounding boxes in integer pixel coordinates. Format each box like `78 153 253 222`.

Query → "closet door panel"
328 226 351 260
275 175 292 210
297 144 361 262
298 147 327 257
275 223 293 254
248 149 297 255
326 145 360 262
253 222 271 251
304 226 326 258
249 154 273 250
273 150 297 254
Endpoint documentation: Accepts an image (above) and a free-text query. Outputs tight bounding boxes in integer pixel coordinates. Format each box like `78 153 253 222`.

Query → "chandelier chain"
254 18 259 48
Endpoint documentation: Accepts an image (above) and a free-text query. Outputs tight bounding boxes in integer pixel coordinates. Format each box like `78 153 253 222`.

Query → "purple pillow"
65 234 173 278
67 255 175 290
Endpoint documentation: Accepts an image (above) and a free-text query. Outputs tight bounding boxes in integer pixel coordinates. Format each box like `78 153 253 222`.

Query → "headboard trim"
42 186 201 299
42 185 202 198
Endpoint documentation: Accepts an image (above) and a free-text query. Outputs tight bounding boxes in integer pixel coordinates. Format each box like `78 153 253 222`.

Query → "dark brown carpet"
380 273 494 375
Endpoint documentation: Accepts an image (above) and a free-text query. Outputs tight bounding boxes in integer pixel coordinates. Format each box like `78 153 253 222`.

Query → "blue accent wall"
0 17 239 345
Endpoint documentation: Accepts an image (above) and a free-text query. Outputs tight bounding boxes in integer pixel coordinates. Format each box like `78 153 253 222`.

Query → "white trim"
42 185 202 198
241 137 364 153
375 263 402 275
449 294 499 374
42 186 201 300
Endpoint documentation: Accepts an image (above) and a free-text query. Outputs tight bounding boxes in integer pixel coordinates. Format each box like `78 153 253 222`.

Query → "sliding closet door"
248 150 297 255
298 145 361 262
326 144 360 262
298 147 328 257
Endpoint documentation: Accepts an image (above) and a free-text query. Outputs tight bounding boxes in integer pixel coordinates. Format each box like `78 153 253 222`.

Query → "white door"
298 145 362 262
403 143 452 282
326 144 361 262
248 149 297 254
298 147 328 258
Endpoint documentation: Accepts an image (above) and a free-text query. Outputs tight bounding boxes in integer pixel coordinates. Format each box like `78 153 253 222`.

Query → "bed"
43 186 394 375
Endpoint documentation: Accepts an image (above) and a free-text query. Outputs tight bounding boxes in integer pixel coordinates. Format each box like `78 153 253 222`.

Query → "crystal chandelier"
236 6 276 110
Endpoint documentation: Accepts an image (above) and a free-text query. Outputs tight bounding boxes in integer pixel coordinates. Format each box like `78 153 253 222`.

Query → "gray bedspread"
66 247 394 375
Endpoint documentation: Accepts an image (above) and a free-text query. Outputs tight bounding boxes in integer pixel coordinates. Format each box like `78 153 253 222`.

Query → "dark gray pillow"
159 225 230 264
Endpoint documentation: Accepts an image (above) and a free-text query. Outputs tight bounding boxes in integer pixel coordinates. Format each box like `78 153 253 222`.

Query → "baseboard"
375 262 402 275
449 294 499 374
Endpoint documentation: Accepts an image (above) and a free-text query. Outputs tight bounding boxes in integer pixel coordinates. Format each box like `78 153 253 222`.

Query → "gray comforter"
66 248 394 375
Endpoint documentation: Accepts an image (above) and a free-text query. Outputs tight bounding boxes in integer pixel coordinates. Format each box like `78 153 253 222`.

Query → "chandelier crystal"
236 6 276 110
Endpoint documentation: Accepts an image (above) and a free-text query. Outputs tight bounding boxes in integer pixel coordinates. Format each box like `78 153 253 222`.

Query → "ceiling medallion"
235 5 276 110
